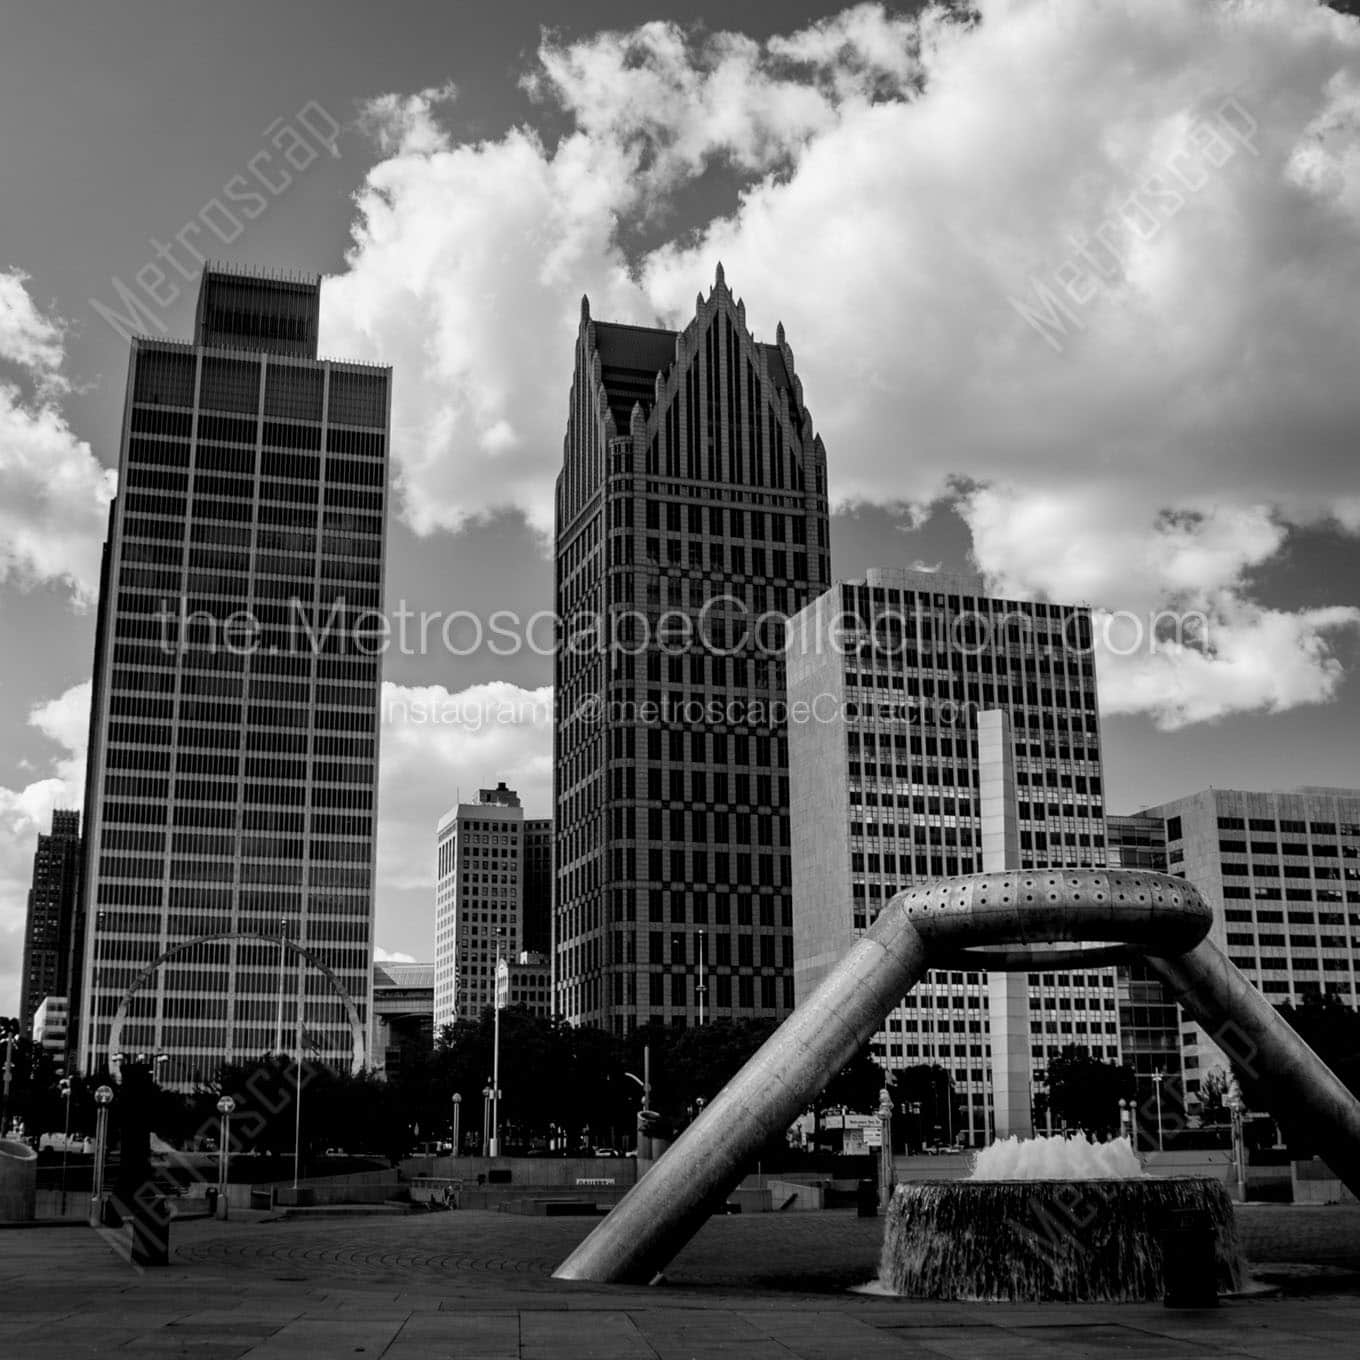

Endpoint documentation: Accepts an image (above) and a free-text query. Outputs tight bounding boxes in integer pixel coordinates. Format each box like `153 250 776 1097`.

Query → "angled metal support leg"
1147 941 1360 1200
557 923 933 1283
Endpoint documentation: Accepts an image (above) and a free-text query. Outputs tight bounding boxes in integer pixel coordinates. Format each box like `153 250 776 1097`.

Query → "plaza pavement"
1 1204 1358 1358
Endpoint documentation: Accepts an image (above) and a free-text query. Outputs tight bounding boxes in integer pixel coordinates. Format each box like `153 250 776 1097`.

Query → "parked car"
593 1147 619 1158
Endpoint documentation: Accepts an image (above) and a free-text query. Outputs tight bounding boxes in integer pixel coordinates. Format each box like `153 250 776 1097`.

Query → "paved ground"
1 1204 1358 1357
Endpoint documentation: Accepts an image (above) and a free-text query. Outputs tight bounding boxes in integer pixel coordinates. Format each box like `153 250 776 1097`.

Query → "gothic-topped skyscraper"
554 267 831 1031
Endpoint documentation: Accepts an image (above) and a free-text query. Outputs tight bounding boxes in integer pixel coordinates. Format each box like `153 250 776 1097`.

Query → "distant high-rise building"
31 996 69 1069
553 267 831 1031
509 952 553 1017
72 263 390 1085
1135 787 1360 1099
434 783 550 1028
19 810 81 1032
786 567 1114 1145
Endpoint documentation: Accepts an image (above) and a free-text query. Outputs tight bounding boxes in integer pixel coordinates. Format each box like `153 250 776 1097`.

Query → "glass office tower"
73 264 390 1086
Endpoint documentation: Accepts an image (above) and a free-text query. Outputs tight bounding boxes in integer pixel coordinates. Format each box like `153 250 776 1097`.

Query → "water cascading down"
876 1134 1245 1301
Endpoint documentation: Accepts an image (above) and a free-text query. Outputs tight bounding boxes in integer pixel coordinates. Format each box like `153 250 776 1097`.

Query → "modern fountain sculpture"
556 868 1360 1285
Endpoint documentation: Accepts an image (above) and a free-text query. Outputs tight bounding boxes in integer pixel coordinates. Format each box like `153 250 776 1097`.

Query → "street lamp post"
274 920 288 1057
877 1088 895 1210
292 950 305 1192
58 1077 73 1214
216 1096 235 1218
1226 1076 1247 1197
1 1025 18 1136
451 1092 462 1156
1153 1070 1165 1151
491 932 506 1158
90 1085 114 1227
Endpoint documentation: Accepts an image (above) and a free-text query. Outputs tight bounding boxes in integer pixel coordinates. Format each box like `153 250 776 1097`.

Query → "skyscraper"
553 267 831 1031
19 810 81 1032
786 567 1114 1144
434 783 550 1028
72 264 390 1085
1135 787 1360 1101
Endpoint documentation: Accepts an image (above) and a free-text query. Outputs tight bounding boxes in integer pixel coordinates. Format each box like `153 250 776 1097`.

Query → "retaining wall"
401 1156 639 1190
1293 1159 1360 1204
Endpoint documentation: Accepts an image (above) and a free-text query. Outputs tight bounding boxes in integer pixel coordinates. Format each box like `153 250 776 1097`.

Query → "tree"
1215 994 1360 1158
418 1008 634 1153
1041 1046 1136 1139
1273 995 1360 1099
0 1017 60 1136
1197 1067 1230 1125
894 1063 959 1149
641 1018 778 1117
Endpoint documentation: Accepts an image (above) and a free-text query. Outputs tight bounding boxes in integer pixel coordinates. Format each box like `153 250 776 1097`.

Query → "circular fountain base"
879 1178 1244 1302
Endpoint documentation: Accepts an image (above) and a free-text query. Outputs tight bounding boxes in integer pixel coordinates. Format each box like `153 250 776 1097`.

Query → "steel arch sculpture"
105 931 366 1076
555 868 1360 1284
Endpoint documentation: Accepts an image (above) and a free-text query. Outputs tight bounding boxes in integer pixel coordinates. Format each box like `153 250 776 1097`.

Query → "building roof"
373 962 435 990
594 320 676 376
592 321 797 431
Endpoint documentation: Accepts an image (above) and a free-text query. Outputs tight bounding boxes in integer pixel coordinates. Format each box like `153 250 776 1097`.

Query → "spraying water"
970 1132 1143 1181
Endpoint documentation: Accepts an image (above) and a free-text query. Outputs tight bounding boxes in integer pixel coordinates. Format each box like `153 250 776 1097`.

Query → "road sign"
840 1113 877 1131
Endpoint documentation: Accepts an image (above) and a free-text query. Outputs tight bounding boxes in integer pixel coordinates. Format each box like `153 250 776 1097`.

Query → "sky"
2 0 1359 1008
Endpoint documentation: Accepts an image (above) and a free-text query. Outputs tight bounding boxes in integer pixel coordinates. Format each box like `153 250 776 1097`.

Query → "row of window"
130 359 386 429
1220 838 1359 857
1222 886 1357 903
1217 815 1360 835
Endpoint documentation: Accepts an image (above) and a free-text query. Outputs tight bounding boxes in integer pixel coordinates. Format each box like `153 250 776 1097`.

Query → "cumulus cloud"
319 7 932 538
373 946 417 965
0 682 90 1014
0 270 115 602
321 0 1360 728
0 269 68 389
373 680 553 957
